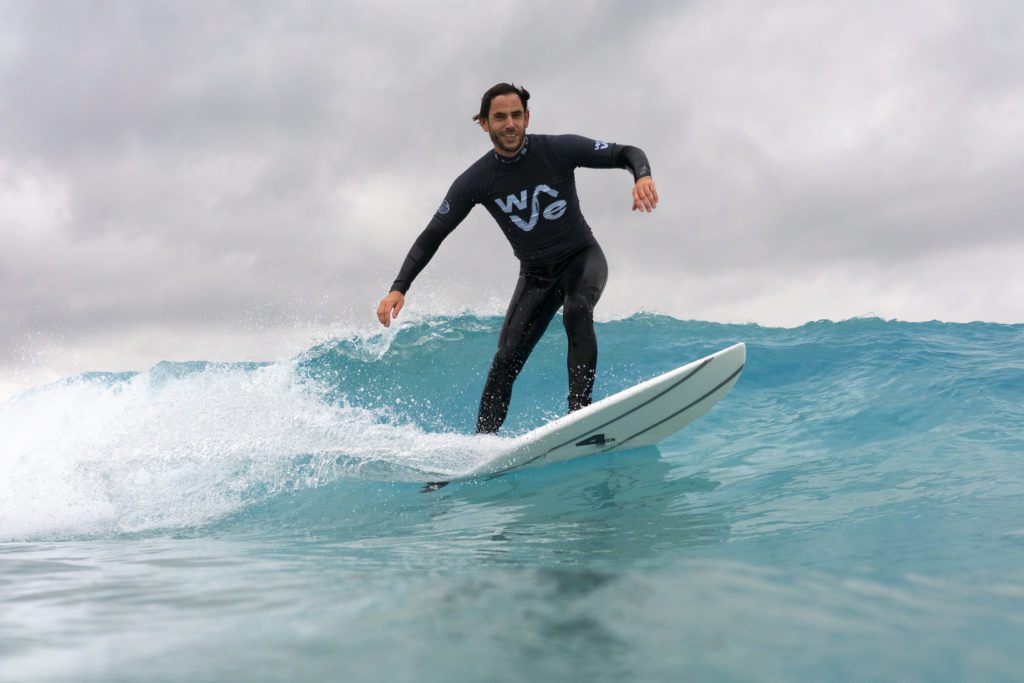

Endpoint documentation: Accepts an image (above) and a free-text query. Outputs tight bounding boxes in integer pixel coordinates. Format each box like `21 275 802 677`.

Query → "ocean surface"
2 314 1023 682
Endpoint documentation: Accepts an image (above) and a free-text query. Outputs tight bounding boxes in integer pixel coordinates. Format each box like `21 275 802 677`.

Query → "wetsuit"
389 133 652 433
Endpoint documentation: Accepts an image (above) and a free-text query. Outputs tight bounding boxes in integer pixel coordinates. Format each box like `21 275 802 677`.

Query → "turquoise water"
2 315 1023 681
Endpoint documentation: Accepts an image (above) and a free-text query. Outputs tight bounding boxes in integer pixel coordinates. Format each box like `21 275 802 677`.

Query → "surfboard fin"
421 481 450 493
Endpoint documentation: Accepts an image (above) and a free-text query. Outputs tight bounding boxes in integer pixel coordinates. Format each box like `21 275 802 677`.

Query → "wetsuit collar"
493 135 529 164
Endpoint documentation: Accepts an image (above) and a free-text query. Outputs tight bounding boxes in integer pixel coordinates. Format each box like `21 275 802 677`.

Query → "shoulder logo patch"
437 199 450 215
594 140 609 150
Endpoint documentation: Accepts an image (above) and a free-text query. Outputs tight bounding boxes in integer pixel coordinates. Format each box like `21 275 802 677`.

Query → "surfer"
376 83 658 433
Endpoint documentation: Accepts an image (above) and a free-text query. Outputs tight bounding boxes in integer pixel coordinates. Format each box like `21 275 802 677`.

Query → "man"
377 83 658 434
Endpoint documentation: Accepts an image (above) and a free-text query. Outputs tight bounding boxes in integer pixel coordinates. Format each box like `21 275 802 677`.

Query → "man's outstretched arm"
562 136 658 213
376 220 448 328
376 174 476 327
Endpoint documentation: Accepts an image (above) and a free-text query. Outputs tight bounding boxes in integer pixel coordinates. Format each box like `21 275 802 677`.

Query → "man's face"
480 93 530 157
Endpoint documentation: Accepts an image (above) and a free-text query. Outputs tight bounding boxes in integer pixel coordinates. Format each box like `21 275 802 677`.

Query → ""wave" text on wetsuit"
494 184 569 232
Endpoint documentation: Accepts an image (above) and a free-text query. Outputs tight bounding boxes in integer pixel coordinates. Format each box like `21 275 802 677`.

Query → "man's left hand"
632 177 659 212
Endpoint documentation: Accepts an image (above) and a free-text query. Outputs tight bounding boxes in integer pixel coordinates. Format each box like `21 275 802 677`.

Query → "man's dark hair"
473 83 530 123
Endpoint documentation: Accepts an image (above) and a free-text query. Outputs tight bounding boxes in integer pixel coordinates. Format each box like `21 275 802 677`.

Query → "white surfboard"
426 342 745 489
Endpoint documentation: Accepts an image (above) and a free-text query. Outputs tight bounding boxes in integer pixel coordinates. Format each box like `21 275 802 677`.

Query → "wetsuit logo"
594 140 609 150
437 199 450 215
494 184 568 232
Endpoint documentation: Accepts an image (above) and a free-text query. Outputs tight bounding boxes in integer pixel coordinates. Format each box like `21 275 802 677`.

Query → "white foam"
0 359 496 541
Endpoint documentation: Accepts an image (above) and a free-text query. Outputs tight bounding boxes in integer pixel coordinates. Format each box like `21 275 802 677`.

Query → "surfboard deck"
424 342 745 490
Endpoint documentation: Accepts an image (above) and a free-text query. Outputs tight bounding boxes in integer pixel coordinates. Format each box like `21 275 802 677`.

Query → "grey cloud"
1 0 1022 394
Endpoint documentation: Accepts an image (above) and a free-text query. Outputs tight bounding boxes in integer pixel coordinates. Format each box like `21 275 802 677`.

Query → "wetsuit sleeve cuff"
617 145 652 182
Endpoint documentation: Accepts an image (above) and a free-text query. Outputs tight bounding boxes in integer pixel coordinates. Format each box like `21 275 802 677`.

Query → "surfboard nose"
720 342 746 368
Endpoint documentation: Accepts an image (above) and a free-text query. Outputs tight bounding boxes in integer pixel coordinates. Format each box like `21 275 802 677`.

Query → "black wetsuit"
389 133 651 433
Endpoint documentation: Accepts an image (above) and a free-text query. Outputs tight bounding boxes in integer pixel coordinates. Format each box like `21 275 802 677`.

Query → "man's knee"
562 293 595 331
491 343 525 370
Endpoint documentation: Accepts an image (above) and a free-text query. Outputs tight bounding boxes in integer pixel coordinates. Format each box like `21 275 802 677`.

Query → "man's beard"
490 127 523 154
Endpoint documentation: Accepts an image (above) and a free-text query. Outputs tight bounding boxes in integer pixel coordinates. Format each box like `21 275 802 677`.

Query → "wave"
2 314 1021 542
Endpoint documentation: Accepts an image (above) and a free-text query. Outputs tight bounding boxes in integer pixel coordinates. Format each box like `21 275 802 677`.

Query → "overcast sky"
2 0 1022 397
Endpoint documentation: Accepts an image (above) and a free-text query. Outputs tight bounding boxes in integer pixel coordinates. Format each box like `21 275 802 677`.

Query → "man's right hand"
377 291 405 327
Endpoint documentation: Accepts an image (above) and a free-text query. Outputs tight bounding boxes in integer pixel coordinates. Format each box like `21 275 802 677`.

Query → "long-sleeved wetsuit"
388 133 651 433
